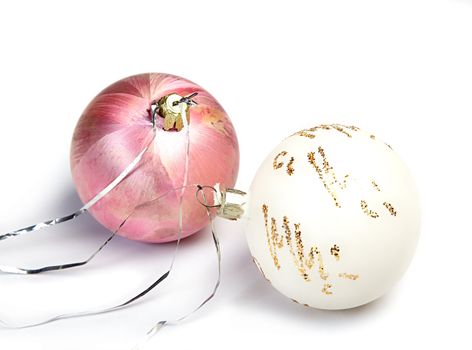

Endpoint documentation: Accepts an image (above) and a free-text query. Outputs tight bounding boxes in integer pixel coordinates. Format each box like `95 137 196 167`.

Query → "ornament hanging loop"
195 184 247 221
195 185 221 209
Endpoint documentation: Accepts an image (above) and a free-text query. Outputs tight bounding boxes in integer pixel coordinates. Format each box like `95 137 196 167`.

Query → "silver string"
0 94 199 275
0 185 201 329
0 132 157 275
0 95 224 345
0 101 195 329
0 234 115 275
133 185 222 350
0 131 156 243
169 102 192 273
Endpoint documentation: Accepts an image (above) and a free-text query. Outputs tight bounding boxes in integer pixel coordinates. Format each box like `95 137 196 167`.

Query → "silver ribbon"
133 185 222 349
0 132 156 275
0 135 153 243
0 185 196 329
0 101 194 329
0 95 197 276
0 97 225 350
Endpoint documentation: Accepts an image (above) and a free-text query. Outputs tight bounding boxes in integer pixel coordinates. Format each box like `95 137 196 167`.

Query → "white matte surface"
0 1 471 349
245 127 420 309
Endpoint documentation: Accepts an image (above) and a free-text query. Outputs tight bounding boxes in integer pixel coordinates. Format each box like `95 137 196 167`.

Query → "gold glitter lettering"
307 147 349 208
262 204 358 295
383 202 397 216
330 245 340 261
322 283 333 295
283 217 310 280
331 124 352 138
273 151 295 176
367 181 399 217
307 246 329 281
371 180 381 192
293 124 360 139
306 147 397 218
263 204 281 269
360 200 379 218
338 273 359 280
273 151 288 170
286 157 295 176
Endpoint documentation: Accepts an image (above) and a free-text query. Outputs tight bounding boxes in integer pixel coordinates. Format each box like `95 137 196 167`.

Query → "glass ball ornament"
244 124 420 309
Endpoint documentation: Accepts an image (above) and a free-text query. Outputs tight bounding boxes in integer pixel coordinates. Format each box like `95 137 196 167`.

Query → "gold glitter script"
273 151 287 170
371 180 381 191
262 204 358 295
307 147 349 208
338 273 359 280
322 283 333 295
330 245 340 261
306 147 398 218
273 151 295 176
383 202 397 216
360 200 379 218
293 124 360 139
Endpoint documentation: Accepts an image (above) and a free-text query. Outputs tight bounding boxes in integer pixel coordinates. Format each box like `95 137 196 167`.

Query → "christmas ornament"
71 73 239 243
0 73 234 330
0 71 421 347
227 124 420 309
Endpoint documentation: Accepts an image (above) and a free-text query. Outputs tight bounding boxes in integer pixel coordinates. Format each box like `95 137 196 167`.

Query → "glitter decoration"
262 204 281 269
245 125 420 309
293 124 360 140
330 245 340 261
371 180 381 192
282 216 310 281
322 283 333 295
261 204 358 295
383 202 397 216
307 147 349 208
273 151 295 176
286 157 295 176
360 200 380 218
273 151 288 170
338 273 359 280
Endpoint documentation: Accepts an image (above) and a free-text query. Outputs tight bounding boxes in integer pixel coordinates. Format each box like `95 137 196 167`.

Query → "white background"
0 0 471 349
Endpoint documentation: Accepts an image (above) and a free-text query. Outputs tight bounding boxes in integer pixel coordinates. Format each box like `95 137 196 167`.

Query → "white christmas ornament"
244 125 420 310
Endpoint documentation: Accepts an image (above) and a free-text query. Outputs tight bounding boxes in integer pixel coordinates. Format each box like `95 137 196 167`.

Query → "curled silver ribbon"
0 184 200 329
133 185 222 349
0 133 154 243
1 96 226 350
0 131 156 275
0 100 197 328
0 94 199 276
134 107 223 348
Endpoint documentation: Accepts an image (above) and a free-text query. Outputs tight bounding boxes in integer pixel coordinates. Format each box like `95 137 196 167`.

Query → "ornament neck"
150 92 198 131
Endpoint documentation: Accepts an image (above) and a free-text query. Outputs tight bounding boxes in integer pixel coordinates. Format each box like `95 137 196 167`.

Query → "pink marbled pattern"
70 73 239 243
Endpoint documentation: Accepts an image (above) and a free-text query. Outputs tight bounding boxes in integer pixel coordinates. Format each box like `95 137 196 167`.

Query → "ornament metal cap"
213 183 247 221
152 92 198 131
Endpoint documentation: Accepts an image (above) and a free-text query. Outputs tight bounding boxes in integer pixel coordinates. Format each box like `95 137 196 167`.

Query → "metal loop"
195 185 221 209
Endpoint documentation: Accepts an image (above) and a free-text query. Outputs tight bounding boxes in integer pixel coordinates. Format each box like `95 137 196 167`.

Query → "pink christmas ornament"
70 73 239 243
